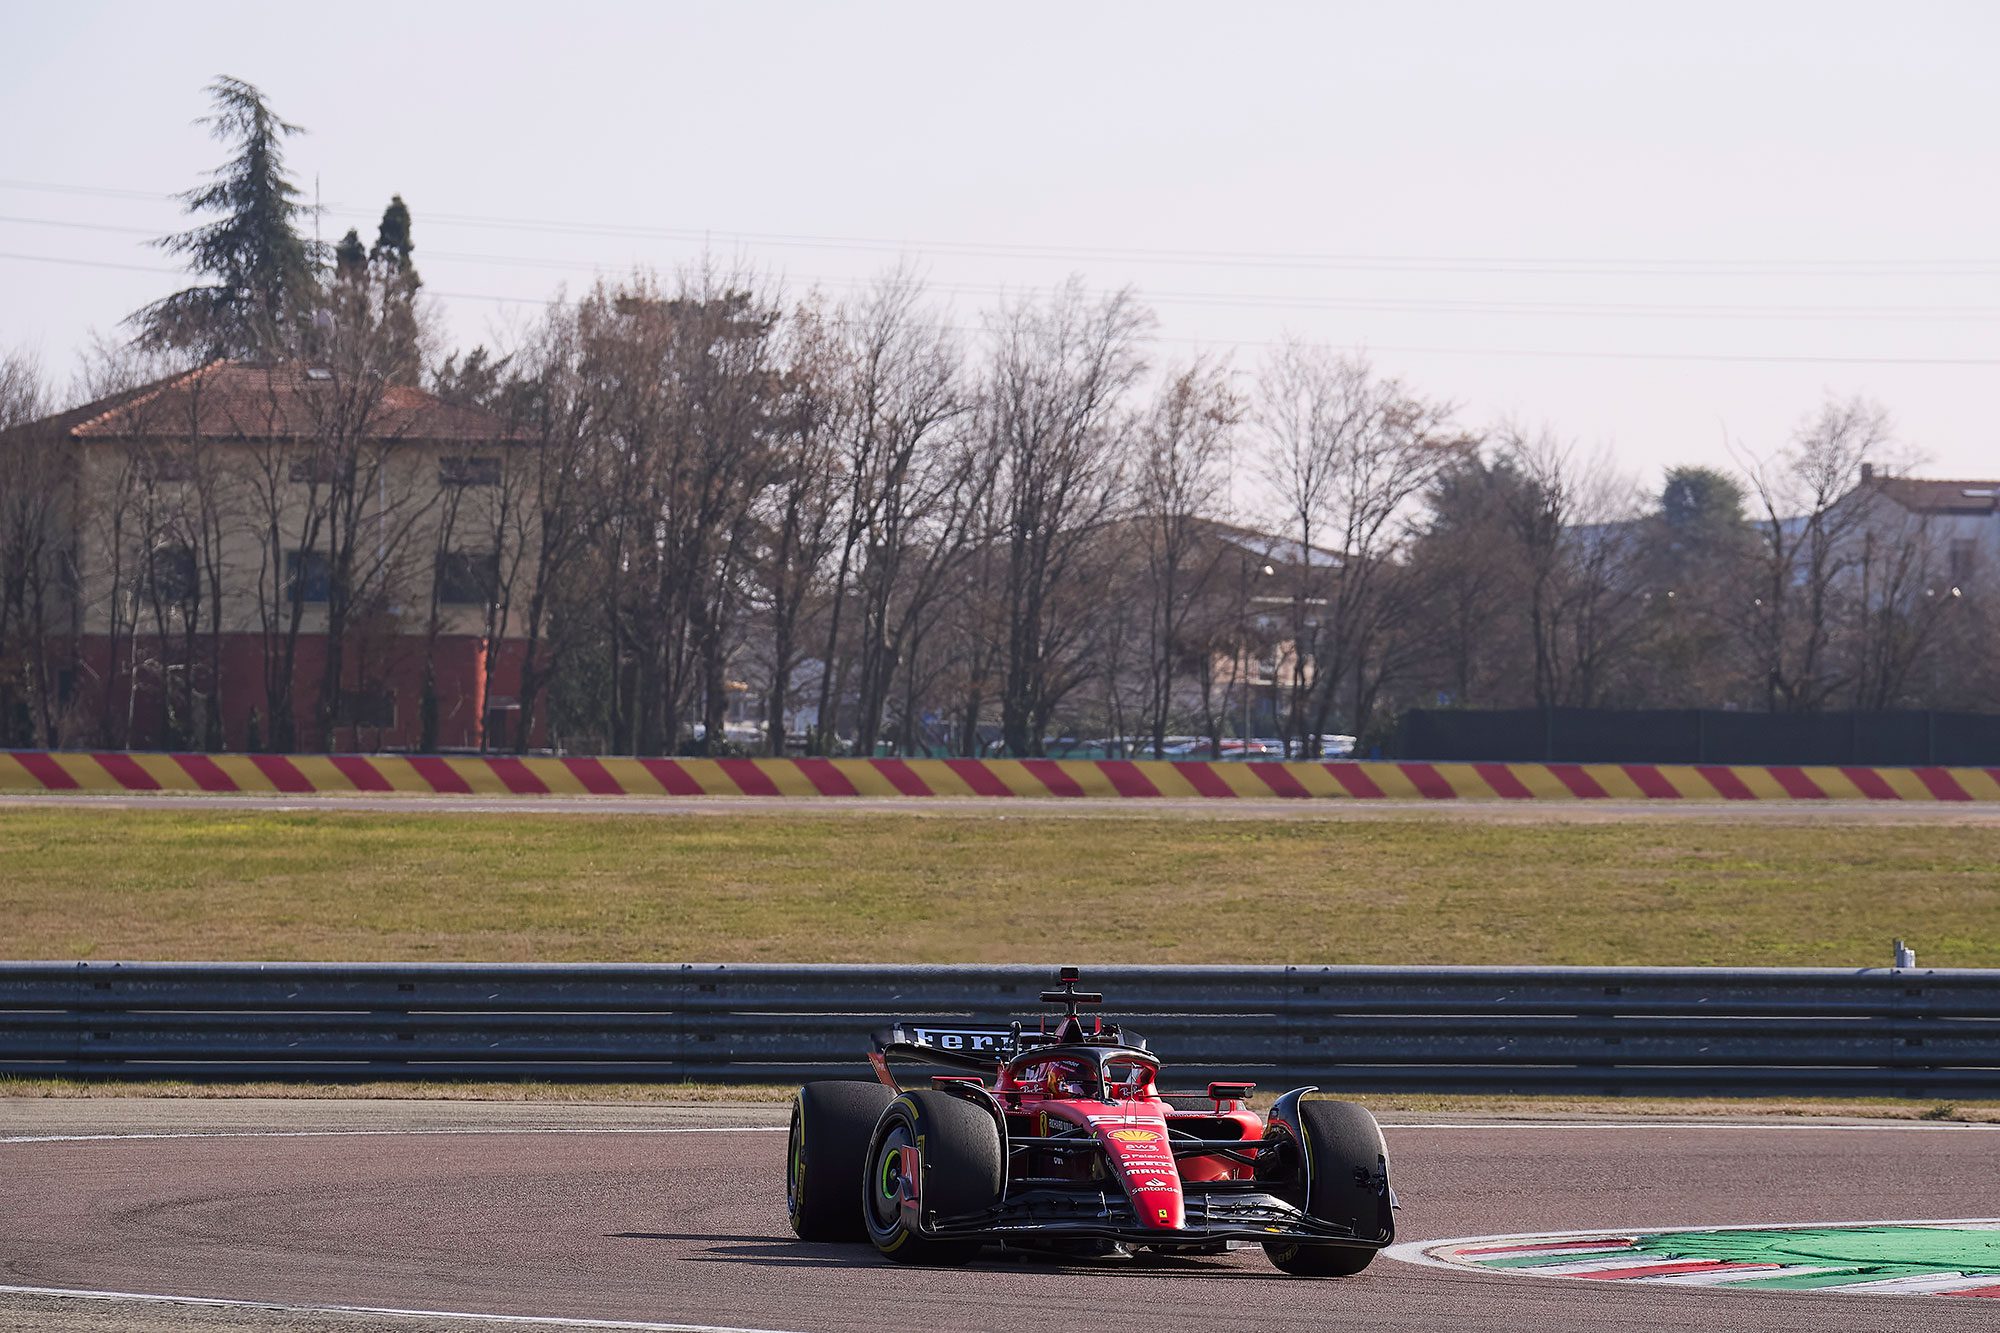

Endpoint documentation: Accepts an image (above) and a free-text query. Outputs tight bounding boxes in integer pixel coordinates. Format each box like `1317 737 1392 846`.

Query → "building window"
147 544 198 602
1950 539 1976 584
440 456 501 487
137 449 195 484
436 550 499 606
289 455 348 485
286 549 332 604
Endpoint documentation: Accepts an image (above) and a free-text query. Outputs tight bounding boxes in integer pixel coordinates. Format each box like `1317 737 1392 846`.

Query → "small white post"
1893 938 1916 970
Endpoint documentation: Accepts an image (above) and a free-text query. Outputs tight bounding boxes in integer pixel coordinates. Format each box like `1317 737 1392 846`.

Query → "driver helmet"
1044 1059 1094 1099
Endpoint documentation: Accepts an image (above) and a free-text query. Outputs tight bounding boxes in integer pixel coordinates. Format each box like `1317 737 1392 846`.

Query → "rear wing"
870 1023 1020 1079
867 1020 1149 1088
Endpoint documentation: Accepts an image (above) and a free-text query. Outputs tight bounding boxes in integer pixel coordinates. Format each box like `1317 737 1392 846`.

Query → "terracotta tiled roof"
1869 476 2000 515
23 360 508 445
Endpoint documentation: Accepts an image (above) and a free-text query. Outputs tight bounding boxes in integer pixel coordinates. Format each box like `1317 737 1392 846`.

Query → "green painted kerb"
1630 1226 2000 1289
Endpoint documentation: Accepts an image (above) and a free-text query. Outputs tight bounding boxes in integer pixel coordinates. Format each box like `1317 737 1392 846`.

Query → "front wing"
920 1180 1394 1250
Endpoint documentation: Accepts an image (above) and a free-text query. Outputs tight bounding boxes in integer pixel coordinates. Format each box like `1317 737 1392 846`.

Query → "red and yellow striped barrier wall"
3 751 1999 800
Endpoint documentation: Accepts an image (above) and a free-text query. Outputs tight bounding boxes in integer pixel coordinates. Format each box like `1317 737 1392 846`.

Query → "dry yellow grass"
1 806 1995 965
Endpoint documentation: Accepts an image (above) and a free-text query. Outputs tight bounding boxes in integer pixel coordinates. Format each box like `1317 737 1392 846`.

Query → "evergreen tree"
132 77 318 359
1660 465 1747 539
333 228 367 283
431 346 512 408
369 195 423 383
370 195 416 273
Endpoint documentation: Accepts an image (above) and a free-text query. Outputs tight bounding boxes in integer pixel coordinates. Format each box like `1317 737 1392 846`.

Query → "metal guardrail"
2 962 1995 1096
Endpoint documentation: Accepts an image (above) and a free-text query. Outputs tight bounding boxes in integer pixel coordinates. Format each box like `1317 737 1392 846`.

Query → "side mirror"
1207 1080 1256 1108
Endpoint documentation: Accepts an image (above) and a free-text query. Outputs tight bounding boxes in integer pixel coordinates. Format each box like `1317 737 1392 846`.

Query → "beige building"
2 359 535 751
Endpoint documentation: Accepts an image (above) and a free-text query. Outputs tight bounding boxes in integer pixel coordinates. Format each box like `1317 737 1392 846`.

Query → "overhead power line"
4 214 2000 325
5 176 2000 279
4 249 1995 368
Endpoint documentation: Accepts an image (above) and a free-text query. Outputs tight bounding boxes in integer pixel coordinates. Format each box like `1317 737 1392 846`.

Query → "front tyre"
787 1081 897 1241
863 1089 1001 1265
1259 1097 1393 1276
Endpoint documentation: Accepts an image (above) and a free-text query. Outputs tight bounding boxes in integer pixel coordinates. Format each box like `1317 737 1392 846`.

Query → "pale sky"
4 1 1996 494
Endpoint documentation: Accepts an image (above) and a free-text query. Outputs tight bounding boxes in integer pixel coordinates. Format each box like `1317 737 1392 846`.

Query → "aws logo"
1107 1128 1161 1144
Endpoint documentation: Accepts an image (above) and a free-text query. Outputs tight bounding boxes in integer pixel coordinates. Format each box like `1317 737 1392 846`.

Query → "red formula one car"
785 968 1396 1274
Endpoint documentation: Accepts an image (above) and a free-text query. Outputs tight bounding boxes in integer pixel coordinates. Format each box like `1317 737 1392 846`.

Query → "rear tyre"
863 1089 1002 1265
1259 1097 1391 1276
787 1081 897 1241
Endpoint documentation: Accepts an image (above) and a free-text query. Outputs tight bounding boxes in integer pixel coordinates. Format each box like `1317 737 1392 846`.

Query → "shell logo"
1108 1128 1161 1144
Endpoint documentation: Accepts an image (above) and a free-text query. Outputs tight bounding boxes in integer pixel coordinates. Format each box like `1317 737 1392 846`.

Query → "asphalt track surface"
5 1101 1998 1332
11 791 2000 823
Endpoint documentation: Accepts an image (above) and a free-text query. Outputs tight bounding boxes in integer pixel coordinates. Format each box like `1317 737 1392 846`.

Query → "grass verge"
1 807 1995 965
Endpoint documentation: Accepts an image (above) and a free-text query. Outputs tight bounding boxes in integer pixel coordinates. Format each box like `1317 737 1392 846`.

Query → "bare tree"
111 366 237 750
1847 504 1960 710
1733 397 1892 712
461 322 605 754
987 280 1150 756
750 303 846 754
938 480 1010 756
1258 344 1461 752
1134 358 1238 756
416 444 472 751
301 267 449 748
1503 427 1648 708
240 368 330 752
582 268 782 755
835 278 988 756
808 273 979 754
0 352 65 746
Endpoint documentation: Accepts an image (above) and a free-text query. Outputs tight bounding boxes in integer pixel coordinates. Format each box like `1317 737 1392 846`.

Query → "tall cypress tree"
132 76 317 359
370 195 423 383
370 195 416 274
333 228 367 283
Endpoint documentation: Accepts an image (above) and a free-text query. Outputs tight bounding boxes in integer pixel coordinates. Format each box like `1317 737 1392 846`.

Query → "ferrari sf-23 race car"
785 968 1396 1274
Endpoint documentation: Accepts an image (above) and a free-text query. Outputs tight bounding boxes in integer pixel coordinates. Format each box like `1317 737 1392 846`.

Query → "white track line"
1451 1242 1632 1261
1512 1255 1674 1275
0 1126 786 1144
0 1284 802 1331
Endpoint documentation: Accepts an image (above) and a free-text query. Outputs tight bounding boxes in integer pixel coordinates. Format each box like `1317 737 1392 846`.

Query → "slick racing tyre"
862 1089 1002 1265
1257 1096 1392 1276
787 1081 897 1241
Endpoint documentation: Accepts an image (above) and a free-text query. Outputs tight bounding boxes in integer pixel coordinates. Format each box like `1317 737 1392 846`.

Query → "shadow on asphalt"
610 1232 1307 1279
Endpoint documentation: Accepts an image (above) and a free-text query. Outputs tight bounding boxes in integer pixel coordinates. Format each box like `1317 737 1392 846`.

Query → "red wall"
60 633 545 753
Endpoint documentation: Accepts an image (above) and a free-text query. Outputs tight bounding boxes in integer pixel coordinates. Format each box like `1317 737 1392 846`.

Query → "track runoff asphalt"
4 1101 1998 1332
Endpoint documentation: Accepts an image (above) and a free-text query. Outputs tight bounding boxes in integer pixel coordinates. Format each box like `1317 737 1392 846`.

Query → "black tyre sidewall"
862 1089 1001 1264
788 1081 897 1242
1262 1097 1390 1276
